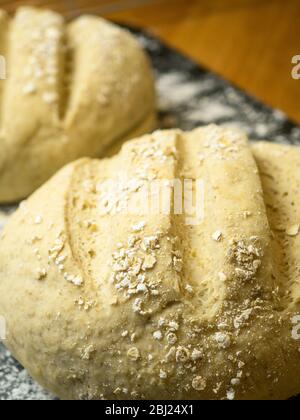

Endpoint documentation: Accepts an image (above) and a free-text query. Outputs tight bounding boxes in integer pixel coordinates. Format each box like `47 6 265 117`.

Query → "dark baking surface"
0 26 299 400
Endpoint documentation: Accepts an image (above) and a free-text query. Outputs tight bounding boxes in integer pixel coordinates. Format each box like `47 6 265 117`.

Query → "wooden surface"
1 0 300 124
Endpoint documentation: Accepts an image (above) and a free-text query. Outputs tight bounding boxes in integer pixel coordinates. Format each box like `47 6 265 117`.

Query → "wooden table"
1 0 300 124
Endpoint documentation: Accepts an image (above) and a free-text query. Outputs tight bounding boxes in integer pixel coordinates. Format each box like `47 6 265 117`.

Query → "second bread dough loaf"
0 7 156 203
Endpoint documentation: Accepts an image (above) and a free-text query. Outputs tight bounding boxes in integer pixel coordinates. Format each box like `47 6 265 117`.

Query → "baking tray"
0 26 300 400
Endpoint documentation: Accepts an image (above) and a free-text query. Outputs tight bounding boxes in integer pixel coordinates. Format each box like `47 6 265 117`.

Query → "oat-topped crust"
1 125 300 400
0 6 155 203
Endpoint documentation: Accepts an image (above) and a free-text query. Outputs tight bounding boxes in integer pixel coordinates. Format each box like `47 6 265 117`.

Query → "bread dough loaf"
0 7 156 203
1 125 300 400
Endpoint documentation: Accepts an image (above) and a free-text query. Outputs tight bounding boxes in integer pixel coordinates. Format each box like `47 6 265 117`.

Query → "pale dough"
1 125 300 400
0 7 156 203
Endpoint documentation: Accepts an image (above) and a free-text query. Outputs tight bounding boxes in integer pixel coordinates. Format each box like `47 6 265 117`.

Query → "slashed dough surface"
0 125 300 400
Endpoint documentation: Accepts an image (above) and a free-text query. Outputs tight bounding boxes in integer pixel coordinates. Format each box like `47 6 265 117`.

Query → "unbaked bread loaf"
0 6 156 203
1 125 300 400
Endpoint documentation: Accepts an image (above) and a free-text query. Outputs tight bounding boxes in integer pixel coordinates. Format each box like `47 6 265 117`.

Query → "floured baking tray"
0 26 300 400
